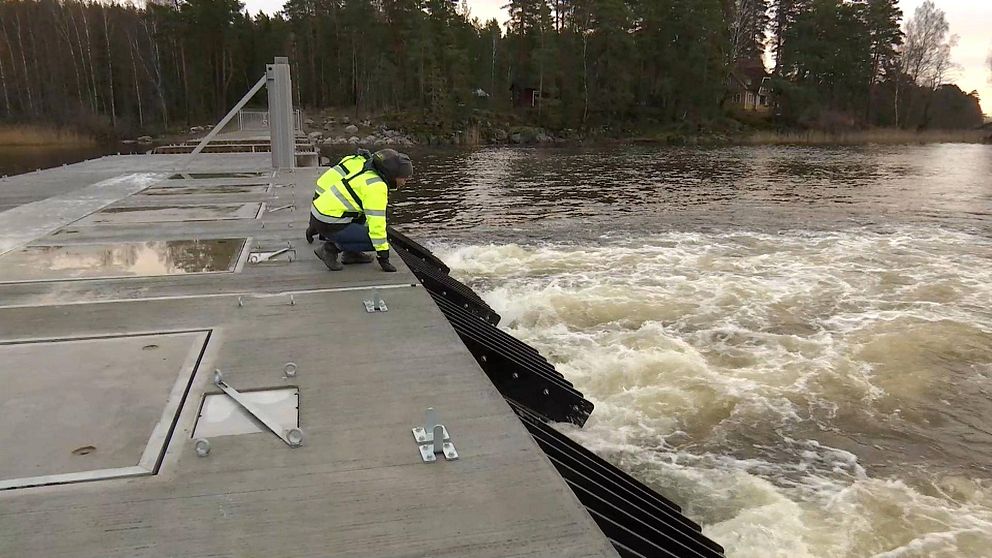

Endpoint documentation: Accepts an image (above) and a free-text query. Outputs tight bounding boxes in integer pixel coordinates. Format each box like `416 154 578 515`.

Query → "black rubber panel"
426 292 563 379
386 226 450 274
431 294 593 426
512 402 726 558
402 252 502 325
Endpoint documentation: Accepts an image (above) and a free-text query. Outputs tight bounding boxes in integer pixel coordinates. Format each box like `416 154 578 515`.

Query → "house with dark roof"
728 62 772 114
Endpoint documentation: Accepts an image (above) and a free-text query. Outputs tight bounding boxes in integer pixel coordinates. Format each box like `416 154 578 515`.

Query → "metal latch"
212 369 304 448
248 241 296 264
363 289 388 313
412 407 458 463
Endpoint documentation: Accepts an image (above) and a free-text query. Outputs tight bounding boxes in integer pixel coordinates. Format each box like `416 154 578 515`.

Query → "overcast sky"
240 0 991 114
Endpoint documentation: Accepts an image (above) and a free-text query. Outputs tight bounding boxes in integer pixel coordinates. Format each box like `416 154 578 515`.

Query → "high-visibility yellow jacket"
311 159 390 252
313 154 367 197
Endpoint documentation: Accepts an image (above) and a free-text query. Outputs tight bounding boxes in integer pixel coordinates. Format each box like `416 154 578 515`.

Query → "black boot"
341 251 373 264
314 242 343 271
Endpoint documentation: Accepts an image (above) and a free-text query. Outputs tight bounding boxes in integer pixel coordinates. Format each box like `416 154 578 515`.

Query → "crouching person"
307 149 413 273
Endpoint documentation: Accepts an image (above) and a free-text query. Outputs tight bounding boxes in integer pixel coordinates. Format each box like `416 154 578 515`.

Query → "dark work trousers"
309 215 374 252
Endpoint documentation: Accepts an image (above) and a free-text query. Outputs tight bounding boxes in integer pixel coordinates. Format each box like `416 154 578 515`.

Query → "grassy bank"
742 128 989 146
0 124 98 147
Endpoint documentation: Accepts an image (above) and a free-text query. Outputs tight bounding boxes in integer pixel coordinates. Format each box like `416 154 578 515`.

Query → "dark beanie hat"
372 149 414 187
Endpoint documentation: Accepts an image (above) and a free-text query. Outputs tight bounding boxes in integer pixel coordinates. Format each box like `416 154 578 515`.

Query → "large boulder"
344 124 359 134
347 136 360 144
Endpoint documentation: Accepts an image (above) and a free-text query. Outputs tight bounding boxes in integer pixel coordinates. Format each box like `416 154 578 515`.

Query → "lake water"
391 144 992 558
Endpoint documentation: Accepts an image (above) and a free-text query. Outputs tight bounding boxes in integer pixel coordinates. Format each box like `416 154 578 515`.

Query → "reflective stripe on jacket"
311 168 390 251
314 154 367 196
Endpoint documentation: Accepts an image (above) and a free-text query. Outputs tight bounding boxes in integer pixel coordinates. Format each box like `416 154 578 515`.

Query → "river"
6 143 992 557
392 144 992 558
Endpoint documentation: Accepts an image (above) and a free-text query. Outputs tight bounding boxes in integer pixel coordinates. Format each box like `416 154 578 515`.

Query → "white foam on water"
435 226 992 557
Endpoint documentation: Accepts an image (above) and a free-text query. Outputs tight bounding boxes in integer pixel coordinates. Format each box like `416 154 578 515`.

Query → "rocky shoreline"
308 112 570 148
127 111 992 150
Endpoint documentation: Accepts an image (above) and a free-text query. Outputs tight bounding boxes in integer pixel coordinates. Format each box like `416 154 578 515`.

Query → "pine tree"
858 0 902 120
770 0 810 75
731 0 770 65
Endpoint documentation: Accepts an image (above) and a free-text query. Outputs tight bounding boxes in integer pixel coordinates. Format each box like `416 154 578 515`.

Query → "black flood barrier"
386 226 450 274
431 293 593 426
512 402 726 558
390 231 588 425
402 252 501 326
387 227 726 558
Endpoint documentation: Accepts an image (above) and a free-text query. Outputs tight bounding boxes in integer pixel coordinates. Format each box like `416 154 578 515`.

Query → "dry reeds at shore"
744 128 989 146
0 124 97 147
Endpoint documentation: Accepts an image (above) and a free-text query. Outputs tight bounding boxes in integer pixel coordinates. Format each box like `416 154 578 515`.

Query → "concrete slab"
0 331 208 488
73 203 262 225
168 171 272 180
0 173 161 257
0 286 616 558
0 239 246 283
139 184 271 196
0 153 275 212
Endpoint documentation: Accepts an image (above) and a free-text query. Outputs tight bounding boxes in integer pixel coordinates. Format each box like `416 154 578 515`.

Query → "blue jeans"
330 223 374 253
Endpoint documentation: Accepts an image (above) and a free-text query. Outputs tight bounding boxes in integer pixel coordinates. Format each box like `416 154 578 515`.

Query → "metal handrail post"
267 57 295 169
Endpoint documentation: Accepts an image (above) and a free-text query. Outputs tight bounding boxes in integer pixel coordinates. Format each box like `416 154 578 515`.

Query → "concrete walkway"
0 154 618 558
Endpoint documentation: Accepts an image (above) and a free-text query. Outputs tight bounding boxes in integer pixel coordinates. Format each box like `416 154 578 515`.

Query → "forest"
0 0 985 138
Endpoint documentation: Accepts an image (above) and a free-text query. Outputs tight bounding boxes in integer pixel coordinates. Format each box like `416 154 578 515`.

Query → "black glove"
377 250 396 272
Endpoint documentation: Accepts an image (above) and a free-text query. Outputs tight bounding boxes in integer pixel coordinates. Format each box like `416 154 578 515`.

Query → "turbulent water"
389 144 992 557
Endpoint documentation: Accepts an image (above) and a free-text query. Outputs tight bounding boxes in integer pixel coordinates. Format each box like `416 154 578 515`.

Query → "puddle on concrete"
0 239 246 282
168 172 268 179
140 184 270 196
75 203 261 225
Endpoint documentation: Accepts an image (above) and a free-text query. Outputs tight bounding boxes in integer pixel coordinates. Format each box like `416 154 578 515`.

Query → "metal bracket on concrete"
212 369 305 448
363 289 388 313
412 407 458 463
248 242 296 264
